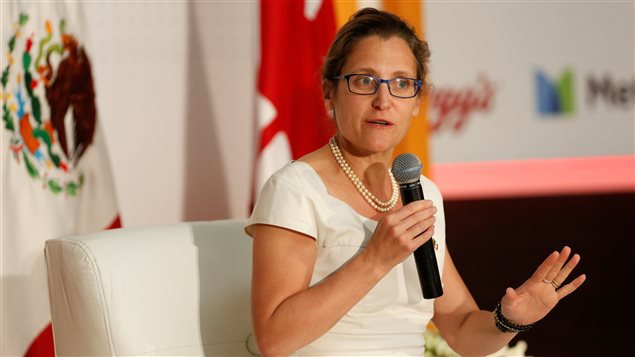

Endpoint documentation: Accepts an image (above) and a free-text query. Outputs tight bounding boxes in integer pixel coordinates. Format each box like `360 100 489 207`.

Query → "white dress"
245 161 447 356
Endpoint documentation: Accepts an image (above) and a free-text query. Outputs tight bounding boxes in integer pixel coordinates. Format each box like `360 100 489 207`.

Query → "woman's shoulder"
283 146 335 183
247 153 329 240
269 160 317 184
261 160 325 199
296 145 332 171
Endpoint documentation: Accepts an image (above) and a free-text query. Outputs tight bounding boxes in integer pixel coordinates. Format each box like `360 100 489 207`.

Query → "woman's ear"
323 80 335 118
330 108 336 119
411 96 421 117
324 98 336 119
322 80 333 100
324 98 335 119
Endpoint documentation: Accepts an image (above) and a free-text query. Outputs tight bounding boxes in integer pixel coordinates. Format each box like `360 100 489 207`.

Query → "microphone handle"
400 181 443 299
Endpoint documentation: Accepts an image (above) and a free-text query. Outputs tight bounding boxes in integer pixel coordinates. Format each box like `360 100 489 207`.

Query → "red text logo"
428 75 497 133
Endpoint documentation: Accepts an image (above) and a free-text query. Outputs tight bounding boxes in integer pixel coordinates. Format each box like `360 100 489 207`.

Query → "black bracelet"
493 301 534 333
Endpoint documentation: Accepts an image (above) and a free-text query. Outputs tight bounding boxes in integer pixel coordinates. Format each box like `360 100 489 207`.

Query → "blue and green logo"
535 69 575 116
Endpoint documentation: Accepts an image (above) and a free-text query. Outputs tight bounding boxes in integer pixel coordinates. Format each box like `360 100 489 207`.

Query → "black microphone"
391 153 443 299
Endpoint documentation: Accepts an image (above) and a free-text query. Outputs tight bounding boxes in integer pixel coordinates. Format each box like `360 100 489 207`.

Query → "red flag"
253 0 337 202
1 3 121 356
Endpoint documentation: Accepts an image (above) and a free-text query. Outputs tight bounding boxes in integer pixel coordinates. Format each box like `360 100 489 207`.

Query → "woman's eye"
395 79 410 89
360 76 374 86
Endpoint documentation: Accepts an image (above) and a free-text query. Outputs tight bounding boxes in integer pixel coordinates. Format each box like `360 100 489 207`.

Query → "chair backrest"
44 219 258 356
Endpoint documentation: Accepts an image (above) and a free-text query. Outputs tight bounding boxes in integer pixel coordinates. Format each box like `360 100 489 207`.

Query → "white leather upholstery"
44 219 258 356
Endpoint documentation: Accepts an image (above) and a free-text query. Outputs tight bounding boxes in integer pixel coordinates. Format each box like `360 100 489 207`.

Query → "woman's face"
326 35 420 155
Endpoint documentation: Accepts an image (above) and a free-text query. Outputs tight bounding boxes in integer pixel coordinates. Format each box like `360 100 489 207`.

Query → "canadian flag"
253 0 337 201
1 2 121 356
253 1 430 203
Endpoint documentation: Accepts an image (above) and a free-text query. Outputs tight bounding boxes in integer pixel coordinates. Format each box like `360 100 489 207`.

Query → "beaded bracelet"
493 301 534 333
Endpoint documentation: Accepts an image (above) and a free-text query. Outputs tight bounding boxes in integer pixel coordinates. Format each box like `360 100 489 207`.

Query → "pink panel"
430 155 635 200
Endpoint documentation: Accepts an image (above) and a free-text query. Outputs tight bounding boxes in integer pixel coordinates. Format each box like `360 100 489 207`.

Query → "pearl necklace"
329 136 399 213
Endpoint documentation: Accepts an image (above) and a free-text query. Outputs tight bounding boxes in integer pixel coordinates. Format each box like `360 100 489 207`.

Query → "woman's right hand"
363 200 437 273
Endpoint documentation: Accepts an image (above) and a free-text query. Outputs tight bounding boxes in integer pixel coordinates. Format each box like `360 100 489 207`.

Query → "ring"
550 280 561 289
542 278 552 284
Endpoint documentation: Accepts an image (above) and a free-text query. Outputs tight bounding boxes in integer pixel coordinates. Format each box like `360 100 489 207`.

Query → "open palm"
500 246 587 326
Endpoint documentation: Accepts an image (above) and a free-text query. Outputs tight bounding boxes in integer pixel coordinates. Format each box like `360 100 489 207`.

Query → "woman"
245 8 585 356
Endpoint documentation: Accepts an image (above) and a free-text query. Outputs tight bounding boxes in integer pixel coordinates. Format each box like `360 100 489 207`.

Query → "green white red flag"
1 2 121 355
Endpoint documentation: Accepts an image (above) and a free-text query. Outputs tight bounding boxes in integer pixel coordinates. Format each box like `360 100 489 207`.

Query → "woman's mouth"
368 119 392 126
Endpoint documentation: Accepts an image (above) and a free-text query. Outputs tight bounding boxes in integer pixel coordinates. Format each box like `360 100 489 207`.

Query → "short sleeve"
244 166 318 240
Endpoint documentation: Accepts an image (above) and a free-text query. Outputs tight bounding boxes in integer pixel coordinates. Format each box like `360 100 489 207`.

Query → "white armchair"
44 219 258 356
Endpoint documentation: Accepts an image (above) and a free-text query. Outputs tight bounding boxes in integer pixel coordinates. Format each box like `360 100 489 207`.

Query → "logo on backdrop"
2 13 97 196
535 68 633 116
535 68 575 116
428 74 497 134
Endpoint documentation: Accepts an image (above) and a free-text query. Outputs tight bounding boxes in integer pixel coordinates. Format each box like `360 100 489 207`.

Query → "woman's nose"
372 83 391 110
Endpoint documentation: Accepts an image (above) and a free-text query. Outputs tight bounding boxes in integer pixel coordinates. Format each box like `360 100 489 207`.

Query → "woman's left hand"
499 246 586 326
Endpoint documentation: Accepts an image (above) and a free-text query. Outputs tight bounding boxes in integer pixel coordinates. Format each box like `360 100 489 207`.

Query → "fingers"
532 246 585 300
530 250 560 283
556 274 587 300
405 212 436 241
411 225 435 249
398 201 437 239
551 252 581 288
532 246 578 283
393 200 434 221
381 200 436 241
369 201 437 268
551 249 585 298
544 246 572 283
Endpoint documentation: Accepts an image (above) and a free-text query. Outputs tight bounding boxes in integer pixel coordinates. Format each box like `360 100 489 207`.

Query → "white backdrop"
426 1 634 162
85 2 259 227
81 1 634 228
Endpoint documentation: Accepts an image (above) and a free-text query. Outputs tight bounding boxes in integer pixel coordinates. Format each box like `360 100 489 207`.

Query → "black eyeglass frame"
334 73 423 98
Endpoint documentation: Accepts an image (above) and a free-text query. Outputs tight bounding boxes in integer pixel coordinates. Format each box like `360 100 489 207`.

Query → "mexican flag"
253 0 430 203
1 2 121 356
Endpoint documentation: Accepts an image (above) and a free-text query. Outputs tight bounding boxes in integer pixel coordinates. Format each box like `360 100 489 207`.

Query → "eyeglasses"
335 74 422 98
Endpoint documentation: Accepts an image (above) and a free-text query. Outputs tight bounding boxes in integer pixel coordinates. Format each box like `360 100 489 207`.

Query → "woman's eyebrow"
346 68 415 77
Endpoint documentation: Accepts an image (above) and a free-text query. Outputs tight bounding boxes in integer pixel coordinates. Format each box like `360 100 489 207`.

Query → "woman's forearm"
253 250 387 356
445 309 518 356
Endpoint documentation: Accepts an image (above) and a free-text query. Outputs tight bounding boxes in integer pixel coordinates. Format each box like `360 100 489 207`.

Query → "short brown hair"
322 7 431 97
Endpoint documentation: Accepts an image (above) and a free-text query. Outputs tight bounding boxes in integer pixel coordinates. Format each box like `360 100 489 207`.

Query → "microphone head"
391 153 423 184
